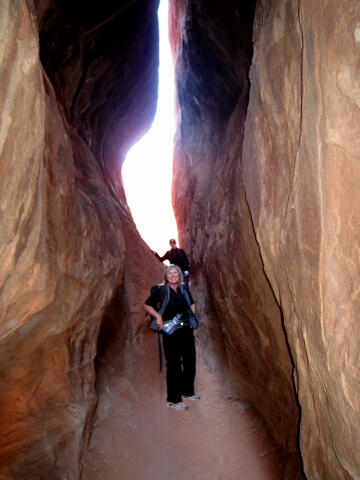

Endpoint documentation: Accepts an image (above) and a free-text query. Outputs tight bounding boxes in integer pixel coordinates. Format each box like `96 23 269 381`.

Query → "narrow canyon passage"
2 2 359 478
81 328 300 479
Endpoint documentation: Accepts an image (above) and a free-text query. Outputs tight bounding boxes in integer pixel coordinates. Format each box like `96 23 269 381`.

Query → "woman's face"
166 268 180 284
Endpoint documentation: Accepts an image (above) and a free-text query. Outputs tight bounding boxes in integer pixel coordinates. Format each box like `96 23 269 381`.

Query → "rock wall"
243 1 360 479
171 0 360 479
170 0 299 455
3 0 360 478
0 1 159 478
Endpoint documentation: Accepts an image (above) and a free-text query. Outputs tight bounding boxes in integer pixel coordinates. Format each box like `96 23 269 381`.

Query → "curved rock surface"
171 0 360 479
243 1 360 478
1 0 360 479
170 0 299 454
0 1 159 478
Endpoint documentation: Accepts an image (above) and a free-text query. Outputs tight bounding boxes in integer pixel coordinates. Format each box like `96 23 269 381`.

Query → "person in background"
154 239 190 287
144 264 200 410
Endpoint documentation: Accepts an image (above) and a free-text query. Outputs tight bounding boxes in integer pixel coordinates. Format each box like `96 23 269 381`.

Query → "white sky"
122 0 178 256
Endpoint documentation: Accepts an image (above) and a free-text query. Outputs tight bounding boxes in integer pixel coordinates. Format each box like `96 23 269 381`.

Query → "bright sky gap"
122 0 178 256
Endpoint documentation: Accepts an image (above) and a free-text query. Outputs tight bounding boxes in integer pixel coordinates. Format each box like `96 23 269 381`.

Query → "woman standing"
144 264 200 410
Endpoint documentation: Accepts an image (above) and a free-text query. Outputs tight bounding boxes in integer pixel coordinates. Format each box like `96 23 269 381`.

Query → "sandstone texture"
2 0 360 478
170 0 300 457
0 1 159 478
243 1 360 478
172 0 360 479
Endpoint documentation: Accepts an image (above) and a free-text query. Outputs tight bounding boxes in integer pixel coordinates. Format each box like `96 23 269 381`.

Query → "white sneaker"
182 394 200 400
167 401 189 410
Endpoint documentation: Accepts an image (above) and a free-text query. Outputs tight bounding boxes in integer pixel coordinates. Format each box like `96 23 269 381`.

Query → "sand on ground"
81 330 299 480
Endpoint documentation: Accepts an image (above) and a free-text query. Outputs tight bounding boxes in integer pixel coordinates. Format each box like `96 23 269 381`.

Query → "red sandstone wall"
243 1 360 478
2 1 359 478
169 0 299 456
171 0 360 478
0 1 160 477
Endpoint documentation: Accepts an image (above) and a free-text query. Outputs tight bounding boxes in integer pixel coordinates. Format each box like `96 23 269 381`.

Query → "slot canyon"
0 0 359 479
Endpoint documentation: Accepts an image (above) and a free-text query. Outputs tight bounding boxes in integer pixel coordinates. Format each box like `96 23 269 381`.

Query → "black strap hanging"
153 284 169 372
157 332 163 372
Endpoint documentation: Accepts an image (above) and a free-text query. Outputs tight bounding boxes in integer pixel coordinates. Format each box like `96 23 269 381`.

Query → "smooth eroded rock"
170 0 300 461
243 1 360 478
0 1 159 478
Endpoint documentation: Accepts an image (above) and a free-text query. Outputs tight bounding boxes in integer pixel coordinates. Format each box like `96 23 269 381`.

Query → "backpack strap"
158 284 170 317
180 283 191 307
150 284 171 372
149 284 170 330
156 332 163 373
180 284 199 329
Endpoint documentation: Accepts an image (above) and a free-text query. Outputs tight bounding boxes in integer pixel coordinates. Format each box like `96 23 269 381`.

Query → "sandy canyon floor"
81 329 300 480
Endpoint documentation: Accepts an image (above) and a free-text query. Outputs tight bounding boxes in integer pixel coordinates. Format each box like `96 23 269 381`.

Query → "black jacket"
158 247 190 272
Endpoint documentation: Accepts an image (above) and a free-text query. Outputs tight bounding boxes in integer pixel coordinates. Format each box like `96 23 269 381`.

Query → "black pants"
162 327 196 403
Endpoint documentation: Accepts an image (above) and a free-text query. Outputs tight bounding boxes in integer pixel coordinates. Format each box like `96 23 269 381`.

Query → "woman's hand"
156 314 163 330
143 304 163 330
